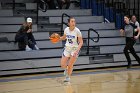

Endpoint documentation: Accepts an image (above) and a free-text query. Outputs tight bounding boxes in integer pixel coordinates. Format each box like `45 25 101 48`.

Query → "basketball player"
59 17 83 82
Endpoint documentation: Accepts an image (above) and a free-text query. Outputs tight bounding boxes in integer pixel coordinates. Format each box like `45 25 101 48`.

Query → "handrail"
61 13 71 35
36 0 48 24
87 28 100 55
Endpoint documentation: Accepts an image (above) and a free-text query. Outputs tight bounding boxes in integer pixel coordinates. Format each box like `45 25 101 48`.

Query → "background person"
15 18 39 51
120 15 140 69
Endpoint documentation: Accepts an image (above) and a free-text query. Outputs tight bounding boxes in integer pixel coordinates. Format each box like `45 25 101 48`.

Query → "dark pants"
123 37 140 66
57 0 70 9
15 33 36 50
45 0 59 9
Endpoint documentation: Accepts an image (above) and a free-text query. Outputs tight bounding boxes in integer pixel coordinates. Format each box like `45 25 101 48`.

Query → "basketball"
50 33 60 43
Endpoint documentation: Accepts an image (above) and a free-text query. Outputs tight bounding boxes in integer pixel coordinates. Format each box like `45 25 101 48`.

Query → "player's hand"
134 36 139 40
27 29 32 33
73 50 79 57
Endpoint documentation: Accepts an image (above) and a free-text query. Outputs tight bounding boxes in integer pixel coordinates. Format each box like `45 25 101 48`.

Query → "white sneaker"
25 45 32 51
64 66 68 76
64 69 67 76
34 45 39 50
64 77 70 82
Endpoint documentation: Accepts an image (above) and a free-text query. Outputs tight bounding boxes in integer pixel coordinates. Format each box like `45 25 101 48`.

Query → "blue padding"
97 2 104 16
116 13 122 29
121 14 124 28
104 7 110 20
91 0 97 15
109 7 114 22
85 0 90 9
100 2 104 16
80 0 86 9
97 2 102 16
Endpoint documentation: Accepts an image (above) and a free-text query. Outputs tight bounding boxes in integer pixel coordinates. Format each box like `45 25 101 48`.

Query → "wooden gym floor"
0 67 140 93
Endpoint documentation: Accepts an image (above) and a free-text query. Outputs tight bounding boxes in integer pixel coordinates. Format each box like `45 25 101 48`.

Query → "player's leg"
60 55 69 69
64 55 77 82
67 56 77 76
61 48 71 78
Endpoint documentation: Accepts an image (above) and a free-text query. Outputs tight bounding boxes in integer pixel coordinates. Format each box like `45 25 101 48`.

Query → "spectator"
57 0 70 9
131 15 140 41
131 15 140 28
15 18 39 51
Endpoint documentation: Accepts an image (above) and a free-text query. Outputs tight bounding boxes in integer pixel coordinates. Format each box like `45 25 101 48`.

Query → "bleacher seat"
0 32 50 41
15 0 35 3
26 3 37 10
89 37 125 46
38 9 92 17
0 41 62 51
49 16 104 24
0 49 62 61
0 17 25 24
113 53 140 62
0 10 13 16
63 23 115 30
100 44 140 54
81 30 120 38
0 25 37 32
0 56 89 71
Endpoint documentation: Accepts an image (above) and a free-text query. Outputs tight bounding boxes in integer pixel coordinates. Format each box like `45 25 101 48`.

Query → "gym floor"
0 67 140 93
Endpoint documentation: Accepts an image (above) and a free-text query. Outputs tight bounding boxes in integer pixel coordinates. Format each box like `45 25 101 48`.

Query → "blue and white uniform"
63 27 82 57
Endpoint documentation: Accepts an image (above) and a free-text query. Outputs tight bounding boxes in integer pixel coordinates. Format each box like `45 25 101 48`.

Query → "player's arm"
60 34 66 41
73 36 83 57
77 36 83 52
120 24 125 36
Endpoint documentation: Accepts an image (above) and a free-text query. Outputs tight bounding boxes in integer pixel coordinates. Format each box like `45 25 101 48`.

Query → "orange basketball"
50 33 60 43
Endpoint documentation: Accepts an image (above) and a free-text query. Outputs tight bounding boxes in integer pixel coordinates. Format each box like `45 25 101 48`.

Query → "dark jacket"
15 24 33 50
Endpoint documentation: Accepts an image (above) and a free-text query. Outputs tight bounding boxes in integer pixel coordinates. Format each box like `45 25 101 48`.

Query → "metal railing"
61 13 71 35
87 28 100 55
36 0 48 24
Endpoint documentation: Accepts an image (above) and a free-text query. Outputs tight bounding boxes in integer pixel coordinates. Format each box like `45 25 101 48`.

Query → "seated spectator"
15 18 39 51
57 0 70 9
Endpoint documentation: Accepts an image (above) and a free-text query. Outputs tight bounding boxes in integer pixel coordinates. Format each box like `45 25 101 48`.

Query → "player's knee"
61 64 66 69
68 64 73 69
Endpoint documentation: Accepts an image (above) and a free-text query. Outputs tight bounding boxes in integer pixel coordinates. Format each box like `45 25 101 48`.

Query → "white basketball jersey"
64 27 82 47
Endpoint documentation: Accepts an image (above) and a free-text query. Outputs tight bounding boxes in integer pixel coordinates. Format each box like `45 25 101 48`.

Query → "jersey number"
68 39 73 44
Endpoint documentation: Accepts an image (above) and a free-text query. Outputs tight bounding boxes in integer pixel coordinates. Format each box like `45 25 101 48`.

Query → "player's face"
124 16 129 24
69 19 76 27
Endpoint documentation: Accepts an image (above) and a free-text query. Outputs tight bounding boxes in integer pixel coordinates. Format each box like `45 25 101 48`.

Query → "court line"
0 67 140 83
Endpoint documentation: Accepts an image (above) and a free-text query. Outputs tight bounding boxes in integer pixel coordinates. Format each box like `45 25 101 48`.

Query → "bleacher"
0 0 140 76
